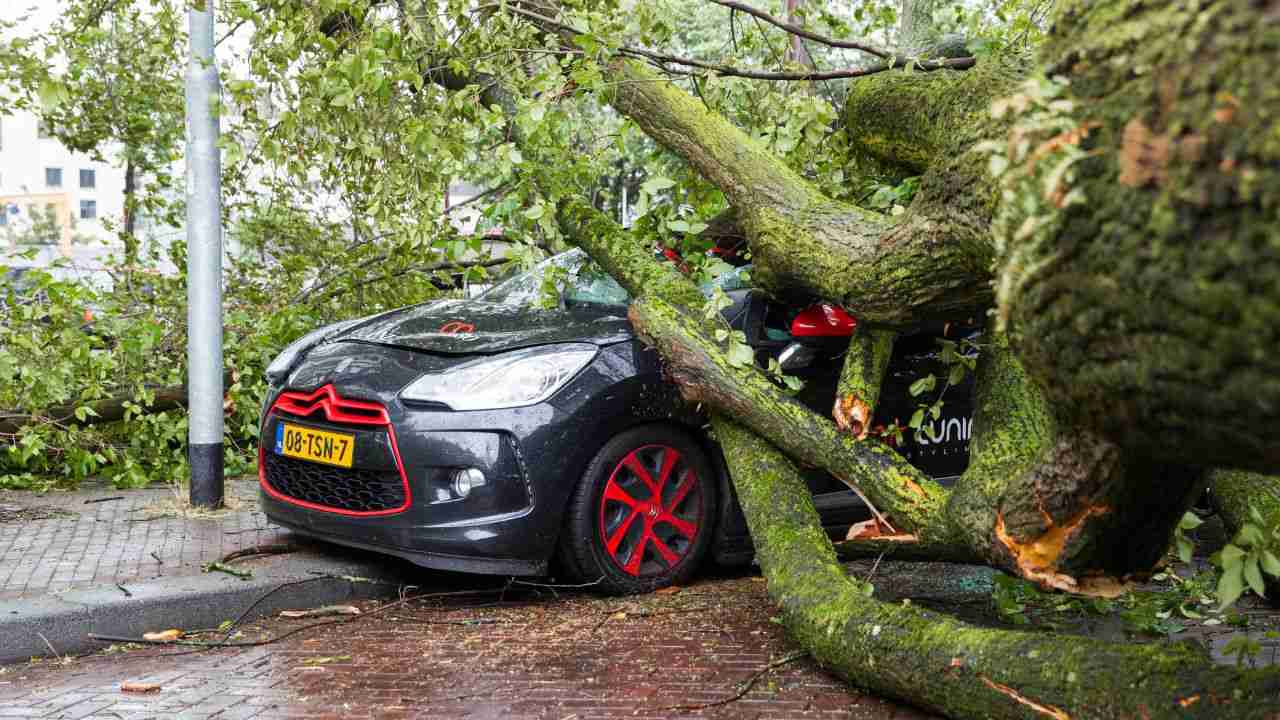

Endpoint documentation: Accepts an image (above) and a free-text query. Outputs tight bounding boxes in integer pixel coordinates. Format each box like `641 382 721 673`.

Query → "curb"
0 549 408 664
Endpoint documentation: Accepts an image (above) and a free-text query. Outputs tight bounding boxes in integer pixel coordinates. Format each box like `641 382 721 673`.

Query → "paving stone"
0 478 288 602
0 573 934 719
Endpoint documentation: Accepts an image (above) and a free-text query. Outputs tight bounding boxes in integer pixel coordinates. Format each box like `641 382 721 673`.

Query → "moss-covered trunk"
996 0 1280 471
606 58 994 324
715 418 1280 720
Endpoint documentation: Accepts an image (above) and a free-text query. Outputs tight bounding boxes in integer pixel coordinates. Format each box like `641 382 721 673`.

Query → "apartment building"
0 109 125 254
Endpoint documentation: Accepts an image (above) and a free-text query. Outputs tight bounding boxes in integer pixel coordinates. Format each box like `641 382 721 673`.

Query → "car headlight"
265 320 358 384
400 343 598 410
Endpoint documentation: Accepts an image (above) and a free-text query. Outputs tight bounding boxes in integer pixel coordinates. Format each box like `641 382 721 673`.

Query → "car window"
479 249 752 309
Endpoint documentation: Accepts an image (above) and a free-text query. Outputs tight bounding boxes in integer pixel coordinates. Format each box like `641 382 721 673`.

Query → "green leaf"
1248 504 1265 525
641 177 675 195
947 363 966 386
713 328 728 342
1240 523 1265 547
908 374 937 397
523 204 546 221
909 408 925 430
1261 550 1280 577
1176 536 1193 564
1179 511 1204 530
1245 554 1267 598
37 79 68 111
1218 564 1245 610
726 342 755 368
330 91 354 108
1221 544 1246 567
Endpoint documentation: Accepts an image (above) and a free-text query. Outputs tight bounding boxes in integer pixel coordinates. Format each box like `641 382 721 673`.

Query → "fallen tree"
301 0 1280 715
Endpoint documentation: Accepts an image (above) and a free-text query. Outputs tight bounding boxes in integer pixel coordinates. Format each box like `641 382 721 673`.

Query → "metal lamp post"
185 1 224 508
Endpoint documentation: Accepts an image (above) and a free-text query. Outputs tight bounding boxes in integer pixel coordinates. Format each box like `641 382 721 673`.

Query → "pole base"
189 442 224 509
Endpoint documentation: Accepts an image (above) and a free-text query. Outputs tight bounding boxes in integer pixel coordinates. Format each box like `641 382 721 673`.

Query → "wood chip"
121 682 161 694
142 629 183 642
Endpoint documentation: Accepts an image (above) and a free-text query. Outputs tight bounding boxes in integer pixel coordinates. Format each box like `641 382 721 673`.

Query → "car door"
735 290 981 534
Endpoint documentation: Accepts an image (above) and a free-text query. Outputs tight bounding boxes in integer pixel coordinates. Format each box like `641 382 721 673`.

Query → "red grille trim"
259 384 411 517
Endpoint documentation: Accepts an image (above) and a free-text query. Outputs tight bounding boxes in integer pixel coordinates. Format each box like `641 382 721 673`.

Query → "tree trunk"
715 417 1280 720
0 383 192 435
606 58 993 324
411 0 1280 714
995 0 1280 471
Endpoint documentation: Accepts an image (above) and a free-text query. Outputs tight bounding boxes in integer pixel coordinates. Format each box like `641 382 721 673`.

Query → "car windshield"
479 249 750 309
479 249 630 308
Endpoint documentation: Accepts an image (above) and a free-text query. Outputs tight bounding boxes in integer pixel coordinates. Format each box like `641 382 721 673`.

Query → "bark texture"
833 328 895 439
606 58 993 325
998 0 1280 470
716 417 1280 720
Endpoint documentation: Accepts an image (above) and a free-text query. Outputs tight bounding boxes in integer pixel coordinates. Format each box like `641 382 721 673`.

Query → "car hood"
338 298 633 355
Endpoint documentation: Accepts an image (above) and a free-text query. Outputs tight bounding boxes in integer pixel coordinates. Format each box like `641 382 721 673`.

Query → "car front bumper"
258 339 670 576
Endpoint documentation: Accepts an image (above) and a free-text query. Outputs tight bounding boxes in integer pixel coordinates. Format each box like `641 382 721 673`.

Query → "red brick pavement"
0 573 935 719
0 478 289 601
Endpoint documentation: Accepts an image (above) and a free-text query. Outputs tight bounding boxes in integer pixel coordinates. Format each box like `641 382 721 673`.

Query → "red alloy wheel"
597 444 702 577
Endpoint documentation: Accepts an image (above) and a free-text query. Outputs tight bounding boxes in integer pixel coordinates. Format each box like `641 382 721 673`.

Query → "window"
80 200 97 220
45 167 62 188
79 169 95 189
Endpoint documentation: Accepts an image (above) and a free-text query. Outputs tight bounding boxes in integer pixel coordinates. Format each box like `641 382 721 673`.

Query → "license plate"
274 422 355 468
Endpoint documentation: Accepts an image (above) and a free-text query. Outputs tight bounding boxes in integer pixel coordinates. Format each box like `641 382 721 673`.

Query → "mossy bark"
628 295 955 545
715 417 1280 720
998 0 1280 471
833 328 896 438
1210 470 1280 604
605 58 992 325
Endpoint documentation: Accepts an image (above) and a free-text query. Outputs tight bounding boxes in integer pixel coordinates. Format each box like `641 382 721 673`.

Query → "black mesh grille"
263 451 406 513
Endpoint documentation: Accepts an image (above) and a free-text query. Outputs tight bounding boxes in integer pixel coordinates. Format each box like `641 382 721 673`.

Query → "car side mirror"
779 342 818 371
790 303 856 342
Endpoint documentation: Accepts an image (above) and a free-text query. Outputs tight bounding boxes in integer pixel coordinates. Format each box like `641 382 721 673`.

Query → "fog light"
451 467 487 497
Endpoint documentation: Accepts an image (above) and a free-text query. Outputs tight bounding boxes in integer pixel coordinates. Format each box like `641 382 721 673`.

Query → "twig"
223 527 272 535
619 46 975 82
85 496 124 504
219 544 296 564
592 605 712 633
150 551 163 564
660 651 808 710
203 562 252 579
445 183 512 214
116 583 132 597
88 586 511 651
37 632 61 660
705 0 891 58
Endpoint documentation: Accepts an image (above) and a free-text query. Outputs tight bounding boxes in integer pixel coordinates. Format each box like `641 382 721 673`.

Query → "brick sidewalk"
0 573 935 719
0 477 288 601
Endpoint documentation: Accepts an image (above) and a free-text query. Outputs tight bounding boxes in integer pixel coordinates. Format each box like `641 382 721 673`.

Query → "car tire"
560 425 717 595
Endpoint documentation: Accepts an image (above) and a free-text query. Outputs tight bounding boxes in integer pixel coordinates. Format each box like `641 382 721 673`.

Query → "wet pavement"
0 478 287 601
0 570 936 719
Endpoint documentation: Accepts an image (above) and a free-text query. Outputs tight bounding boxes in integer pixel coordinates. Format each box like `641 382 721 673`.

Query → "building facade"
0 109 125 254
